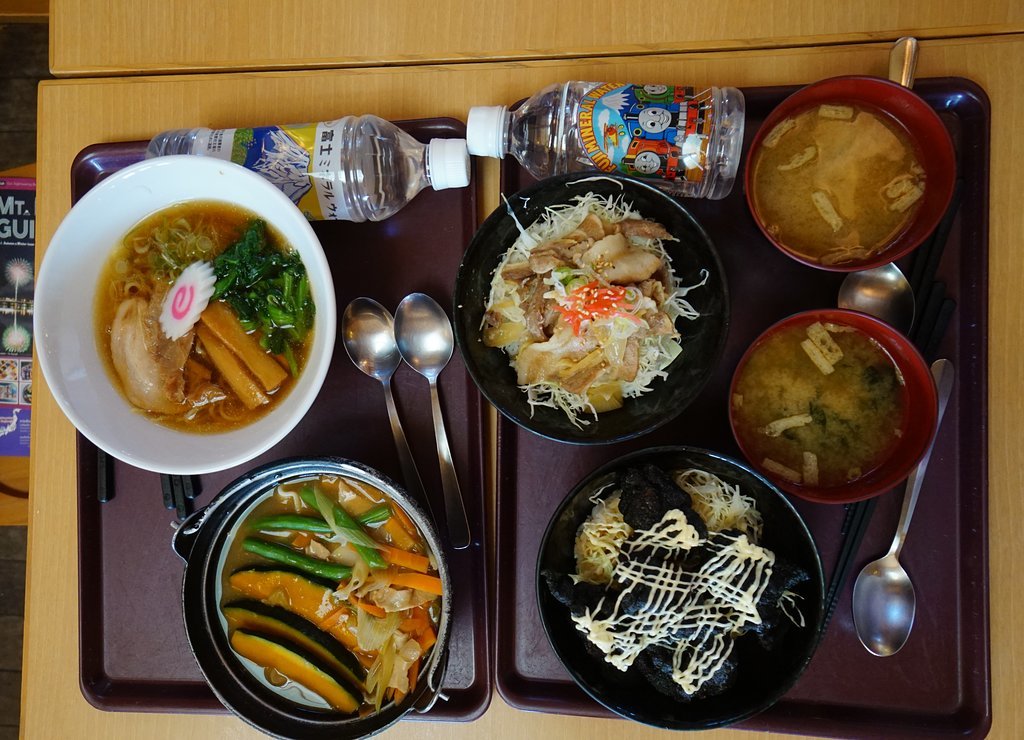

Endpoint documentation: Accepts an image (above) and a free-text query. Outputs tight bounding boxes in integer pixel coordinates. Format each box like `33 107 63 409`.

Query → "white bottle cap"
466 105 508 158
427 138 471 190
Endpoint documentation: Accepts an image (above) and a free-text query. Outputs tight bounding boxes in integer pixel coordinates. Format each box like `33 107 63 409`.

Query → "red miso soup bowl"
745 76 956 272
728 309 937 504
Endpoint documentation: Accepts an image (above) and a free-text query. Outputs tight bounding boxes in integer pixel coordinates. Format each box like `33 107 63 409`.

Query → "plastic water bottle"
146 115 471 222
467 82 745 199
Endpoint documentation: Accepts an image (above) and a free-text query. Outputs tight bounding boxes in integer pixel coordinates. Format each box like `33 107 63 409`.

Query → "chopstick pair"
821 184 963 633
161 474 200 520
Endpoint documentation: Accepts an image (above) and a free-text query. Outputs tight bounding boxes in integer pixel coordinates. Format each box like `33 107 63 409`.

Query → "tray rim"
492 76 992 738
72 117 493 722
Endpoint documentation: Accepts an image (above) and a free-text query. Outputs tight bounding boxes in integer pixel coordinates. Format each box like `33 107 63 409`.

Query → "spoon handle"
428 380 472 549
888 36 919 88
888 359 955 558
382 380 435 522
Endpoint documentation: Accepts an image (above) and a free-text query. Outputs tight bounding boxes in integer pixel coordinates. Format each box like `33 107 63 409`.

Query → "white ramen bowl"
35 156 336 475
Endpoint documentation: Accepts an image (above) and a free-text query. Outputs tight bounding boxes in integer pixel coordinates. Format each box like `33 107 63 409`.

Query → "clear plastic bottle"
467 82 745 199
146 115 471 222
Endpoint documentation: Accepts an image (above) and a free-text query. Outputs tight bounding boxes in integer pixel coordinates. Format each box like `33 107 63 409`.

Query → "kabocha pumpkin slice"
230 629 361 713
229 569 358 651
224 601 365 689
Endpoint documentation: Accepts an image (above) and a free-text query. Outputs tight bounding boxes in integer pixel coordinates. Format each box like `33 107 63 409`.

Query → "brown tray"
494 79 990 737
73 118 492 720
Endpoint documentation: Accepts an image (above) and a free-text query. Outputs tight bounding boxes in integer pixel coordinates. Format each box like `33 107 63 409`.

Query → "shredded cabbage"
486 191 707 427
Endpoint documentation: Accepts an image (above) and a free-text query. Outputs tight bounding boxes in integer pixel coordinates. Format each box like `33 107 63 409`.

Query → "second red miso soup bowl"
728 309 938 504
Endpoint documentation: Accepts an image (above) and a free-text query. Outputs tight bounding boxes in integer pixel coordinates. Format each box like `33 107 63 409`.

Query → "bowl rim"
534 444 825 730
453 171 730 445
743 74 957 273
34 156 337 475
727 308 938 504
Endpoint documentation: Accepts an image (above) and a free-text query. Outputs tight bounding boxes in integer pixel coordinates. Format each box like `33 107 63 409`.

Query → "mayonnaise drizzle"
572 508 775 695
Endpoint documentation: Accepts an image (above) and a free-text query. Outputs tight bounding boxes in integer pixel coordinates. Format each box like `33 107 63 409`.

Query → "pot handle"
412 646 451 714
171 505 208 563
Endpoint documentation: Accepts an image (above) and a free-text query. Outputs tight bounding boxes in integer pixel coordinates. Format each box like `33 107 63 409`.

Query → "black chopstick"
924 299 956 362
96 448 114 503
911 281 946 347
910 179 963 313
821 188 963 635
822 497 878 630
160 474 195 520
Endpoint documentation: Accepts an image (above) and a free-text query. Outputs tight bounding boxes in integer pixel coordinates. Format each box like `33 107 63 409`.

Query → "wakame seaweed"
212 220 314 373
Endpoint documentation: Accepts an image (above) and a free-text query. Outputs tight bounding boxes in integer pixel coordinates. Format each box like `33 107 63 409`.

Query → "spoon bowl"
851 554 916 656
837 263 916 334
342 297 402 381
394 294 455 380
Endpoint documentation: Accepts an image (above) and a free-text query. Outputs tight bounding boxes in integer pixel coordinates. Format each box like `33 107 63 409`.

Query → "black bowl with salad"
454 173 729 444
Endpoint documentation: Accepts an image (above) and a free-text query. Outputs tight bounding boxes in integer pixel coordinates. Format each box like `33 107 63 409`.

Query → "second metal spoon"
394 293 471 550
851 358 954 656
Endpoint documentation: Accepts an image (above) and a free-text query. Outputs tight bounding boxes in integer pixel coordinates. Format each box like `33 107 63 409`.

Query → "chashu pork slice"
110 295 193 414
580 233 663 285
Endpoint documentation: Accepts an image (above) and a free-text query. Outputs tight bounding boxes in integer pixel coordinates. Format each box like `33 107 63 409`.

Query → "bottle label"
577 83 715 183
197 122 350 221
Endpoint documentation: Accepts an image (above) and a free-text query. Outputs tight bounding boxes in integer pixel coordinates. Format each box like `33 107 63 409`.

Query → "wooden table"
26 36 1024 739
48 0 1024 76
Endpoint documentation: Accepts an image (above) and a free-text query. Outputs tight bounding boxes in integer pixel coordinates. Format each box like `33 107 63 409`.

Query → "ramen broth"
94 201 312 432
752 103 925 265
732 321 907 488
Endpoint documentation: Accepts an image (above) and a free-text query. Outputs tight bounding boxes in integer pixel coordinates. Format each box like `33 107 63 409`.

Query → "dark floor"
0 23 49 171
0 20 49 735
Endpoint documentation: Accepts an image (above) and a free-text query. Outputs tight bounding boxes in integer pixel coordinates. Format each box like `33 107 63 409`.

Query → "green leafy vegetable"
300 485 388 570
211 219 314 373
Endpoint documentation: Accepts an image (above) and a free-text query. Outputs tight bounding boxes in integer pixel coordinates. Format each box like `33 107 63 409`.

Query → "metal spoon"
852 358 954 656
394 293 471 550
341 298 435 521
837 263 916 334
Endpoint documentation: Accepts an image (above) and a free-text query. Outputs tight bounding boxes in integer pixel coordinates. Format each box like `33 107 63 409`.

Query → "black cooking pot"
172 457 453 739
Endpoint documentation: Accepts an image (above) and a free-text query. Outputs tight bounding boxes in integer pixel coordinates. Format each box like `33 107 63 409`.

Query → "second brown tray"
494 79 990 738
73 118 492 721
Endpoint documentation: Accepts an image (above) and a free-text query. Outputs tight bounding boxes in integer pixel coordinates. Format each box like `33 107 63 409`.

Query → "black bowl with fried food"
453 173 728 445
537 446 824 730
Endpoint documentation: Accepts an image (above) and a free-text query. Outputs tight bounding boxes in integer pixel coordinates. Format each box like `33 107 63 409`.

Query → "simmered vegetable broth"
752 104 925 265
219 475 441 714
94 201 313 433
732 323 907 488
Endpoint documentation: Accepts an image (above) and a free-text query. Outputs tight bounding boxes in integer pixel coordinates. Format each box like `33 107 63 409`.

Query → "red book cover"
0 177 35 456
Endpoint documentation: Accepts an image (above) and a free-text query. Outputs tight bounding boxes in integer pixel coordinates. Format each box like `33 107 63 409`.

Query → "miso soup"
752 103 925 266
732 320 907 488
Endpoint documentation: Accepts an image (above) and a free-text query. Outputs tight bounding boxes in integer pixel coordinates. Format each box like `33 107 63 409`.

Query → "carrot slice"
418 622 436 652
389 572 443 596
291 533 312 549
319 606 347 630
408 656 421 694
378 544 431 573
351 595 386 619
399 616 427 635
